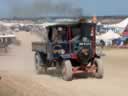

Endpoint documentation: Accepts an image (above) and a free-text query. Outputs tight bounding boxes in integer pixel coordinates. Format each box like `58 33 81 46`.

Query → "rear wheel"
62 60 73 81
94 59 104 78
35 52 47 74
55 61 61 76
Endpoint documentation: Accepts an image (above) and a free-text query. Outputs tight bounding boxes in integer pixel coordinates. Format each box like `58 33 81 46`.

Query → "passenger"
100 40 105 49
48 27 65 60
52 27 65 43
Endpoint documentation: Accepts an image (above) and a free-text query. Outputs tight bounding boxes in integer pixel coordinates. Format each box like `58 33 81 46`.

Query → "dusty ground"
0 32 128 96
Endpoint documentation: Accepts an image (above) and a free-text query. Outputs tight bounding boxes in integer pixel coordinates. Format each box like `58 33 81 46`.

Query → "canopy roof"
40 19 94 28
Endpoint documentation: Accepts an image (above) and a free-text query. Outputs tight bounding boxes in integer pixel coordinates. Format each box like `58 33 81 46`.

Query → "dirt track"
0 32 128 96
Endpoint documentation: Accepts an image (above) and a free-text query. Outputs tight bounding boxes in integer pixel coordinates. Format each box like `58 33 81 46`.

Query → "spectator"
100 40 105 48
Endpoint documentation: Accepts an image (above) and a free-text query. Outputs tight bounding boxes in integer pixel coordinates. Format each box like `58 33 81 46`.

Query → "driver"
70 18 87 43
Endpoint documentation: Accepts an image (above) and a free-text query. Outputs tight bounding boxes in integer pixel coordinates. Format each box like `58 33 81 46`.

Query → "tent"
96 30 121 40
96 30 121 46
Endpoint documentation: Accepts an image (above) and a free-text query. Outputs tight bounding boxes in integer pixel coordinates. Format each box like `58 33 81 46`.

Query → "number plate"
79 42 91 46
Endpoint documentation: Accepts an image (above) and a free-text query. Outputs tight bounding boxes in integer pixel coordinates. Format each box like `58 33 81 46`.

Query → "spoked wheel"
62 60 73 81
94 59 104 78
35 52 47 74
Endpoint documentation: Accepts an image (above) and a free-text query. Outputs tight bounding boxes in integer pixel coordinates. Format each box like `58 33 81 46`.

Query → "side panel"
32 42 47 53
31 27 48 53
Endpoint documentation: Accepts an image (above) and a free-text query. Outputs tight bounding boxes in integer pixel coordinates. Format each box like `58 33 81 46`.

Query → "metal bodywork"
32 20 103 81
0 32 16 51
0 24 16 51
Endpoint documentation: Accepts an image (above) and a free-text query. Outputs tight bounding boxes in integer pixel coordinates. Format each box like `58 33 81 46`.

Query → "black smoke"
10 0 83 18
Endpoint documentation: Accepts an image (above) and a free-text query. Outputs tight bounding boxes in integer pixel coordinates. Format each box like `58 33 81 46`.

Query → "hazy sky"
0 0 128 18
80 0 128 16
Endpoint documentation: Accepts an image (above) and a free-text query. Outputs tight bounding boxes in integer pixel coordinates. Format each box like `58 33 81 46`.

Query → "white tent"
115 18 128 28
96 30 121 40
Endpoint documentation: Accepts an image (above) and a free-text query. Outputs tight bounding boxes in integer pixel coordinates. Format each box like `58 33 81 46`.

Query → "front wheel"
94 59 104 78
62 60 73 81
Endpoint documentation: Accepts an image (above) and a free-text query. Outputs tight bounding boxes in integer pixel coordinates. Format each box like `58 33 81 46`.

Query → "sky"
0 0 128 18
80 0 128 16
